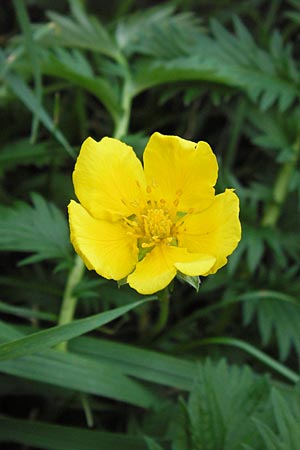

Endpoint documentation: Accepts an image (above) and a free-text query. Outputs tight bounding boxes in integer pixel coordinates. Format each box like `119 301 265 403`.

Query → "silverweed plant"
0 1 300 449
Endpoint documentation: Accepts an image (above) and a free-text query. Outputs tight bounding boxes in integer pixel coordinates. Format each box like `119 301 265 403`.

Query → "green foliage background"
1 0 300 448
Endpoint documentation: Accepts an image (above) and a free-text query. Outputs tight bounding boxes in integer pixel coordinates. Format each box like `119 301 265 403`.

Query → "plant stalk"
57 255 85 351
261 137 300 227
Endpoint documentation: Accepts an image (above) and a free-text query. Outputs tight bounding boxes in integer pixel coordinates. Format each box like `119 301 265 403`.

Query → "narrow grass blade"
0 299 152 361
0 416 149 450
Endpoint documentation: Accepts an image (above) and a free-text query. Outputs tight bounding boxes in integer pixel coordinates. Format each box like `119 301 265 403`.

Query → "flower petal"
168 247 216 276
68 200 138 280
127 245 177 295
143 132 218 212
178 189 241 274
73 137 146 220
127 244 216 294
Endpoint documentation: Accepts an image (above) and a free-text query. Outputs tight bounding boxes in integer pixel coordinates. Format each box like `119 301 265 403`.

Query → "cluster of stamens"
123 183 185 250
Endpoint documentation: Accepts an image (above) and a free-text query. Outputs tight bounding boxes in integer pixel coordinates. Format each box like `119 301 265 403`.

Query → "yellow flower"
68 132 241 295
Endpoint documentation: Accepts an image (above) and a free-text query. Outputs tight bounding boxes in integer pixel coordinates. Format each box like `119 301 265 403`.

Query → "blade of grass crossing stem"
0 298 152 361
0 416 149 450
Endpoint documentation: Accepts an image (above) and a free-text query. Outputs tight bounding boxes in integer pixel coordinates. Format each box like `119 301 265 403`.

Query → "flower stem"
56 255 85 351
113 56 132 140
261 137 300 227
146 289 170 340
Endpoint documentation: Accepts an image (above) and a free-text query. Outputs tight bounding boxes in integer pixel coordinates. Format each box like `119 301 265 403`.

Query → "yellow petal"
73 137 146 220
68 200 138 280
127 244 216 294
178 189 241 274
143 132 218 212
168 247 216 276
127 245 177 295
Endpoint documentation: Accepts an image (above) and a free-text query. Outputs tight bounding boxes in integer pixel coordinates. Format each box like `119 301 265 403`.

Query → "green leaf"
0 193 71 265
242 290 300 360
0 139 61 173
115 5 203 59
0 299 151 361
133 17 300 112
41 48 121 120
47 6 119 60
0 50 74 157
0 349 157 408
70 336 196 391
13 0 42 142
0 416 148 450
0 300 56 323
254 388 300 450
177 272 200 292
174 359 270 450
145 437 166 450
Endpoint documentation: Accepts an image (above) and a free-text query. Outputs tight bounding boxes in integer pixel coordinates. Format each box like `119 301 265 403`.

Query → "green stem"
57 255 85 350
113 56 132 140
187 336 299 383
262 137 300 227
146 289 170 340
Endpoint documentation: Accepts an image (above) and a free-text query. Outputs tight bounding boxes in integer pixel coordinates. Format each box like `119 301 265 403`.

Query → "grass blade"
0 298 152 361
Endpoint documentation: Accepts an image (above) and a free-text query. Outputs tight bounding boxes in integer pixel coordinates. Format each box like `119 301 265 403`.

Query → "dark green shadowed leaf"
242 290 300 360
254 388 300 450
0 416 149 450
0 193 71 265
0 349 157 407
145 437 166 450
0 50 74 157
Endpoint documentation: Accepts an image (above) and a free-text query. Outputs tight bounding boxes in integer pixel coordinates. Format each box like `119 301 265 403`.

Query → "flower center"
141 208 173 245
124 205 177 249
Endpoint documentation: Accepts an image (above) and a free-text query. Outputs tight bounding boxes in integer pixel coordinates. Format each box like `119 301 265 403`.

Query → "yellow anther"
146 185 152 194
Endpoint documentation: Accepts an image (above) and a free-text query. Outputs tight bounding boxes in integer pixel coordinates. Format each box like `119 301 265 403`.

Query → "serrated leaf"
41 48 121 120
115 5 203 59
254 388 300 450
242 290 300 360
47 8 119 60
133 16 300 112
0 193 71 264
174 359 270 450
